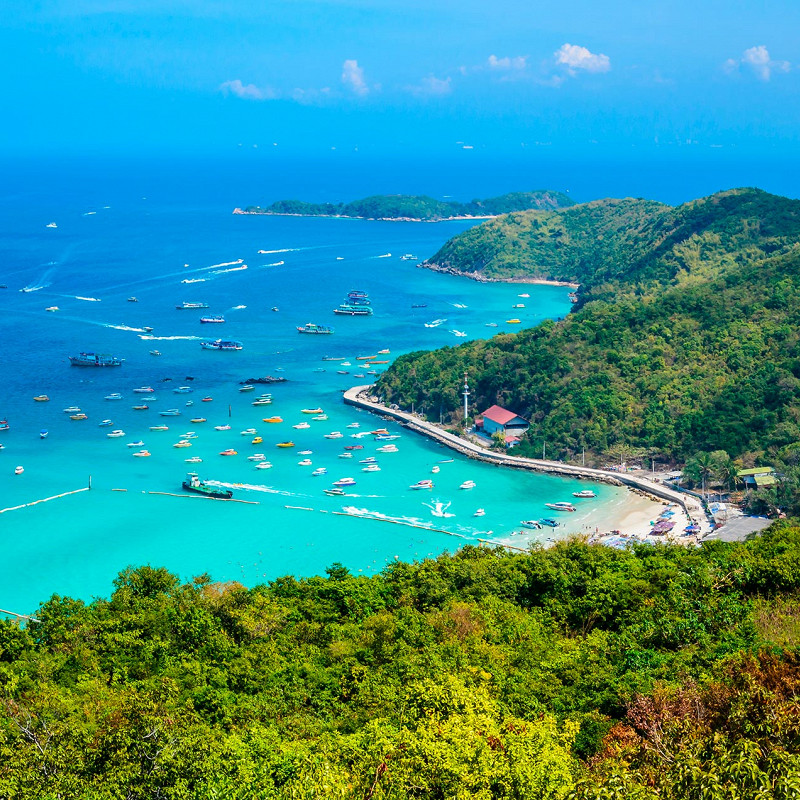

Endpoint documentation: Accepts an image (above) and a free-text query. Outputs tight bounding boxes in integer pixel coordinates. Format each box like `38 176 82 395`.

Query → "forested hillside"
379 189 800 491
240 190 575 220
2 526 800 798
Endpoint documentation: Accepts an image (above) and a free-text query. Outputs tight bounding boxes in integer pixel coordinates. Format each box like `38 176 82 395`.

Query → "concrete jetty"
343 385 705 521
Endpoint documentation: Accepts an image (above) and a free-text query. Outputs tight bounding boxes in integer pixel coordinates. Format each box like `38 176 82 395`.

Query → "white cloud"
554 43 611 76
341 59 369 96
219 79 279 101
407 75 452 96
725 45 789 81
487 54 527 71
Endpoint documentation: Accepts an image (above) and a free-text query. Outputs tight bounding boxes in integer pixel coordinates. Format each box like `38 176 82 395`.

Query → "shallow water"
0 169 634 611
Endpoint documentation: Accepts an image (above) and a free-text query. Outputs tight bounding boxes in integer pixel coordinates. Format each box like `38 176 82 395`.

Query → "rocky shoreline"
420 261 580 288
232 208 494 223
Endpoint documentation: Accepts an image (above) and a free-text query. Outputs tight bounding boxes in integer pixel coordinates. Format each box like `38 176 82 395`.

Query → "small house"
737 466 778 489
476 405 529 439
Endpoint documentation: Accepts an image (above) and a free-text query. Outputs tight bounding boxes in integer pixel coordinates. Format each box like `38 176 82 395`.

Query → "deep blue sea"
0 151 794 612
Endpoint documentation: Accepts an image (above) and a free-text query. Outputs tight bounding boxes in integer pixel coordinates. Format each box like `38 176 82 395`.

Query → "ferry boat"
69 352 123 367
177 302 209 310
410 479 434 490
182 472 233 499
201 339 243 351
200 315 225 324
573 489 597 498
297 322 334 334
333 304 373 316
545 502 577 512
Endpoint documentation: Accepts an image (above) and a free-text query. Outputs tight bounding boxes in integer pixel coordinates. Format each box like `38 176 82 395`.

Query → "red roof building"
478 405 529 438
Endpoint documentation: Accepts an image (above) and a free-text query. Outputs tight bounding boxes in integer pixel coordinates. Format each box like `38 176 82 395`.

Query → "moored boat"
200 315 225 324
177 302 209 310
107 430 125 438
159 409 181 416
70 413 88 420
201 339 243 350
460 480 476 490
409 479 434 490
572 489 597 498
133 386 155 393
104 393 123 400
33 395 49 402
149 425 169 431
333 477 356 487
219 448 237 456
69 352 123 366
276 441 295 448
545 502 577 512
521 520 542 529
297 322 334 334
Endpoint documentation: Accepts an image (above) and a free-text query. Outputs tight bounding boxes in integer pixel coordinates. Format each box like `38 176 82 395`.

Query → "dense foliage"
242 190 575 220
379 189 800 477
2 524 800 797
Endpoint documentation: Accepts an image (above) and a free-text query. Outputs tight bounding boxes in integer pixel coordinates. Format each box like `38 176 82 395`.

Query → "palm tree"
695 451 715 499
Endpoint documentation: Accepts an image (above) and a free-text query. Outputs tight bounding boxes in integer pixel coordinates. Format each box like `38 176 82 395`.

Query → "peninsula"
233 190 574 222
378 188 800 516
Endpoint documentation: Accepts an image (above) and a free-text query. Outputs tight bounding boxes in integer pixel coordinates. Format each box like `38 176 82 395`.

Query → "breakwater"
343 385 703 520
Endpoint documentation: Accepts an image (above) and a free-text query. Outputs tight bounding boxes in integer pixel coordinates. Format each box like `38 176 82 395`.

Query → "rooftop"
481 404 527 426
702 516 773 543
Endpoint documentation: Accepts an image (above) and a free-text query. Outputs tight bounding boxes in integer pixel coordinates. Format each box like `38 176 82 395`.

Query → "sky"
3 0 800 157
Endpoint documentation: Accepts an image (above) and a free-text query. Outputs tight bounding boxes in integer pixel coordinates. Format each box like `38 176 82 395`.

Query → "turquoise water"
0 166 633 611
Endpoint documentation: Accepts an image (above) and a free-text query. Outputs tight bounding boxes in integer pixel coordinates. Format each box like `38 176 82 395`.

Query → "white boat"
107 430 125 438
431 465 440 474
298 459 313 466
521 520 542 528
104 393 123 401
133 387 154 393
150 350 161 356
313 414 328 421
173 386 193 394
63 406 82 414
173 441 192 448
473 509 486 517
247 453 266 461
126 440 145 447
545 502 577 512
346 422 360 429
451 330 467 337
185 456 203 463
239 385 255 392
255 461 273 469
132 450 151 457
376 444 398 453
311 467 328 476
14 466 24 475
46 222 57 228
339 452 353 458
98 419 113 426
293 422 310 429
240 428 257 435
362 464 380 472
298 450 313 455
459 480 476 490
324 431 343 439
572 489 597 498
333 477 356 487
214 425 231 431
160 409 181 416
409 479 433 490
359 456 377 463
149 425 169 431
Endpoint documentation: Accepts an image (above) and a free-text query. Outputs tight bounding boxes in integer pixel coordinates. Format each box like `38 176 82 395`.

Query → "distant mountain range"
234 190 575 221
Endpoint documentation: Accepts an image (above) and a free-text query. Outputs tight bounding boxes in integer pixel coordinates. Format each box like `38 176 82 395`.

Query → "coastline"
420 261 580 288
232 208 495 223
343 385 709 545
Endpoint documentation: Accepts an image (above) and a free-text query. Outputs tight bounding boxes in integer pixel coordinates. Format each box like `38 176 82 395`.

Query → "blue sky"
4 0 800 155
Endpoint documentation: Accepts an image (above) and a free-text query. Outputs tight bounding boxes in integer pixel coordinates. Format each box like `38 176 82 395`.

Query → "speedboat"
98 419 113 426
219 448 238 456
240 428 257 435
460 480 476 490
311 467 327 476
333 477 356 487
14 466 24 475
33 395 49 402
214 424 231 431
473 509 486 517
132 450 151 457
572 489 597 498
247 453 266 461
263 416 283 423
324 487 346 496
540 518 560 528
104 393 123 401
344 444 363 450
132 404 149 411
359 456 377 463
312 414 328 421
299 450 313 455
190 417 207 423
252 436 263 444
149 425 169 431
173 440 192 448
128 297 138 302
64 407 82 414
324 431 343 439
202 396 213 402
339 452 353 458
544 502 577 512
150 350 161 356
107 430 125 438
127 440 145 447
180 432 198 439
374 434 400 441
346 422 360 428
70 413 88 420
506 318 521 324
293 422 310 429
276 441 294 448
39 430 48 439
239 385 255 392
298 459 313 466
410 479 434 490
302 407 324 414
45 306 58 312
252 398 272 406
133 387 154 393
173 386 193 394
255 461 273 469
376 444 398 453
431 466 440 474
160 409 181 416
521 520 542 529
362 464 380 472
185 456 203 463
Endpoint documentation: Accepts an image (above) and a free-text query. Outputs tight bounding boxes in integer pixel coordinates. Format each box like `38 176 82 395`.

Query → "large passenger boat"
176 302 209 310
68 352 123 367
201 339 243 351
297 322 334 334
333 304 373 316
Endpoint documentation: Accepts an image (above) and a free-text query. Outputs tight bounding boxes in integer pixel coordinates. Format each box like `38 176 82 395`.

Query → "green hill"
239 190 575 221
3 526 800 797
377 189 800 486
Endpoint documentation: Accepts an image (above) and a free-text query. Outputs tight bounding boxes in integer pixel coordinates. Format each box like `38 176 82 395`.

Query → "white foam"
75 296 101 302
104 324 147 332
257 248 299 254
138 334 201 341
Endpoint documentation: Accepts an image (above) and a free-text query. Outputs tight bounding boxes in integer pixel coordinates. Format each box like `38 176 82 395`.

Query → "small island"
233 190 574 222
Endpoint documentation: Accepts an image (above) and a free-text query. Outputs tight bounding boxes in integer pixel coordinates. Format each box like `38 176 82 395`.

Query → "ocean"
1 151 787 612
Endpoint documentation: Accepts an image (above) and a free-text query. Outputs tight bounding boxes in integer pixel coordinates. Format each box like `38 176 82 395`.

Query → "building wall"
483 418 504 436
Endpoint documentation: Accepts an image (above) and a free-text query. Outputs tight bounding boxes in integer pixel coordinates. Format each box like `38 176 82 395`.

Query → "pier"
343 385 704 520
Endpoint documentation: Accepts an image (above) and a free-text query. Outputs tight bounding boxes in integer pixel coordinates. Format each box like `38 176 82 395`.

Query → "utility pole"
542 440 546 460
462 372 470 431
582 448 585 466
